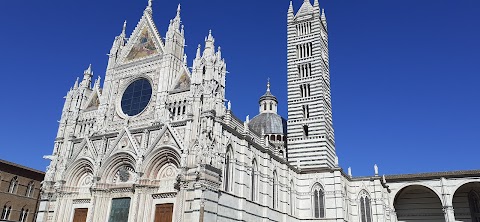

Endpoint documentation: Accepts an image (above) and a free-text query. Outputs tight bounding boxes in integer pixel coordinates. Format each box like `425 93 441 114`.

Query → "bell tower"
286 0 336 169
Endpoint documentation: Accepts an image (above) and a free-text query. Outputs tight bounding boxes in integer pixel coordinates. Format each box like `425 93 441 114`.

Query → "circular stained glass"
121 78 152 116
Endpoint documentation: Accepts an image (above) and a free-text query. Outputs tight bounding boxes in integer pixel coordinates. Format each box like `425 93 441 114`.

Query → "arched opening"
290 180 295 216
25 181 34 197
1 203 11 220
276 135 281 141
394 185 444 222
453 182 480 222
8 176 18 193
312 183 325 218
273 171 278 209
251 159 258 201
359 190 372 222
270 135 275 141
224 146 234 192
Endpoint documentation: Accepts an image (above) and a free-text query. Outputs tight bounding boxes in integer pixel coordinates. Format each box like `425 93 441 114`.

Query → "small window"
273 171 278 209
269 102 273 110
19 208 28 222
303 125 309 137
303 105 310 118
26 181 34 197
8 177 17 193
1 205 11 220
251 160 258 201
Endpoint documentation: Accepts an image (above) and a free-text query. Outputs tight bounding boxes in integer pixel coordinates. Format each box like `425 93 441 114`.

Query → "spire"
313 0 319 8
121 20 127 37
176 4 181 18
203 30 215 56
288 1 294 13
207 29 214 41
196 44 201 59
94 76 101 89
81 64 93 88
73 77 79 89
84 64 93 76
267 78 271 92
321 9 328 29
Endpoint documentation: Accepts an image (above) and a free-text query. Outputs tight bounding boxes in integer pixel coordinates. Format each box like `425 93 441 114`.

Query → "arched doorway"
394 185 444 222
453 182 480 222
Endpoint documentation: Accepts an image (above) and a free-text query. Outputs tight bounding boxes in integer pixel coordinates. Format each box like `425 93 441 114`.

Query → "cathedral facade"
37 1 480 222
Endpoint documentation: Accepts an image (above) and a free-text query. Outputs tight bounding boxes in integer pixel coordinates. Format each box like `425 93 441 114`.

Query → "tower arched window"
269 102 273 110
312 184 325 218
251 160 258 201
273 171 278 208
359 191 372 222
303 125 309 137
1 204 11 220
8 177 17 193
26 181 34 197
202 66 206 76
469 190 480 221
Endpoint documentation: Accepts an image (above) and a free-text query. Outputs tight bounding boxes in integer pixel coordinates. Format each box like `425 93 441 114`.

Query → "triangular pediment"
84 88 101 111
119 13 164 64
104 128 140 159
68 138 98 166
170 70 191 93
145 124 184 156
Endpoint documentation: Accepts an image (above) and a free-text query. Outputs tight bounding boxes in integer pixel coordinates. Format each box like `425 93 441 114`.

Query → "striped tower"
286 0 336 169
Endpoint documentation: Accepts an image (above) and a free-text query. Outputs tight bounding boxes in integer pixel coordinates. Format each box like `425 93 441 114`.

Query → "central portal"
154 204 174 222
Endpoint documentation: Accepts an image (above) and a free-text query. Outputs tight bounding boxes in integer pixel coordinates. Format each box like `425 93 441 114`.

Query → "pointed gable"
126 27 158 61
171 70 191 93
119 11 164 64
295 0 314 18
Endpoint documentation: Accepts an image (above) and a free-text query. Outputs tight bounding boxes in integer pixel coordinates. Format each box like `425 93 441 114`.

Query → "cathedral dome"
248 113 287 135
248 81 286 136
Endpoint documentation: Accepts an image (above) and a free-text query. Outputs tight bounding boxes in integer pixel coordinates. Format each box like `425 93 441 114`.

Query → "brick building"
1 159 44 222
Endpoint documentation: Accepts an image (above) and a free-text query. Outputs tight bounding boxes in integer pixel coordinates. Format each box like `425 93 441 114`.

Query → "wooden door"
154 204 174 222
72 208 88 222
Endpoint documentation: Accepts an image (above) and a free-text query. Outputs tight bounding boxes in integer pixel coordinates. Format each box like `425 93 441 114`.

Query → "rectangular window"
108 198 131 222
302 105 310 118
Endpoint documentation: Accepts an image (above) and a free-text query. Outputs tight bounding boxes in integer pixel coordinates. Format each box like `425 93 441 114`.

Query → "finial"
208 29 214 40
94 76 101 88
246 115 250 123
267 78 271 92
122 20 127 35
348 167 352 177
145 0 153 14
74 77 79 89
374 164 379 176
196 44 201 59
84 64 92 75
227 100 231 110
177 4 181 16
382 175 387 184
183 54 187 65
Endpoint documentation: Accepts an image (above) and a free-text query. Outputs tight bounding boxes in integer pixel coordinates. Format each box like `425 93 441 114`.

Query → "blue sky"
0 0 478 176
